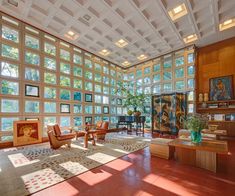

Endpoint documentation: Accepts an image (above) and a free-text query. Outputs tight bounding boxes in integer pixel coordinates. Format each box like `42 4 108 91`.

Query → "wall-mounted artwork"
85 93 92 102
85 116 92 124
210 75 233 101
25 84 39 97
13 120 41 146
103 106 109 114
60 104 70 113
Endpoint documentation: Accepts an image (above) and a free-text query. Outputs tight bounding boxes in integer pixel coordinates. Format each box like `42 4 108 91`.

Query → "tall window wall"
0 14 124 142
124 47 196 127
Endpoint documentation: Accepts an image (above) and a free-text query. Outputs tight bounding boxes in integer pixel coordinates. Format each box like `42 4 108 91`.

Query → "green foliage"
185 113 208 132
2 44 19 60
116 81 150 111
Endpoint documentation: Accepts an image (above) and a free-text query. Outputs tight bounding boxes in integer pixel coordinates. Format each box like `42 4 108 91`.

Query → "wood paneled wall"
196 37 235 95
196 37 235 136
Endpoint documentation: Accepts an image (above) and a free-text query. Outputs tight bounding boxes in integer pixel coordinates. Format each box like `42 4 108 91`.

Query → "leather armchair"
47 124 76 149
88 121 109 140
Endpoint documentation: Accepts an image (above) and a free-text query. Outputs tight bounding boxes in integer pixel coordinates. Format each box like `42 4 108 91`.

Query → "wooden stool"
150 138 174 159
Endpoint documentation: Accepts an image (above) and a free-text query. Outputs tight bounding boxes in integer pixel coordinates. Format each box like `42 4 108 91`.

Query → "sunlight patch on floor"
106 159 132 171
59 161 88 175
87 152 116 164
8 153 39 167
78 170 112 186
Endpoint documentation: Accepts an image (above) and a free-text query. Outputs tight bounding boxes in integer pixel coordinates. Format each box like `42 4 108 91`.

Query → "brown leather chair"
47 124 76 149
91 121 109 140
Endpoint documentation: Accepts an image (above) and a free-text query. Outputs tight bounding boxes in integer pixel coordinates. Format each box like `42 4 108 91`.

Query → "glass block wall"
0 13 124 142
123 47 196 127
0 13 196 142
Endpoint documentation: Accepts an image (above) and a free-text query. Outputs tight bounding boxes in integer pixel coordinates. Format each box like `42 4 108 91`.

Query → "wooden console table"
169 139 228 172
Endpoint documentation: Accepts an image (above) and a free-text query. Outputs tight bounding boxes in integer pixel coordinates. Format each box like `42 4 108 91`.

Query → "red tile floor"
33 134 235 196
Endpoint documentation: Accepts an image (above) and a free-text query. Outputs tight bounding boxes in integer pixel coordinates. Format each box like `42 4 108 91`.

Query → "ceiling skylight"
122 61 130 66
219 19 235 31
115 39 128 48
183 34 198 43
168 3 188 21
99 49 110 56
64 30 79 40
137 54 147 61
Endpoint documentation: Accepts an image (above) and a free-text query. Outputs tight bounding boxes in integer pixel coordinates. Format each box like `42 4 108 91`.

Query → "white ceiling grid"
0 0 235 67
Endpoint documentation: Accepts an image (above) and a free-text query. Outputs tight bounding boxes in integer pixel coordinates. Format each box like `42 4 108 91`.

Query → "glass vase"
190 130 202 144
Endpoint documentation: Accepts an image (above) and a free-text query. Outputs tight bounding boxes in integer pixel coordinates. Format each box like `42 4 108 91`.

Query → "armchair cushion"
57 133 75 141
54 124 61 136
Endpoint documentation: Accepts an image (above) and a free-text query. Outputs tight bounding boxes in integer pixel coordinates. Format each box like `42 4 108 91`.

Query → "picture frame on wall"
209 75 233 101
13 120 41 146
85 93 92 102
85 116 92 124
25 84 39 97
103 106 109 114
60 104 70 113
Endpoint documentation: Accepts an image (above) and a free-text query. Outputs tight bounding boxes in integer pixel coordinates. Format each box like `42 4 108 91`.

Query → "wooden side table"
83 130 97 148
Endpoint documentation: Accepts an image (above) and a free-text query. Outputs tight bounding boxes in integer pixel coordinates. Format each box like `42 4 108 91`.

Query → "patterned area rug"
0 133 150 196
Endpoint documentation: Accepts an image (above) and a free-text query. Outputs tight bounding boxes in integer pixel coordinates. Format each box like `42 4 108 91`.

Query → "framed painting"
103 106 109 114
85 93 92 102
25 84 39 97
60 104 70 113
209 75 233 101
85 116 92 124
13 120 41 146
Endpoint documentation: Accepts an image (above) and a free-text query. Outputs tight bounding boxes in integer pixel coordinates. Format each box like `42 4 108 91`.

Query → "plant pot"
134 111 141 117
190 130 202 143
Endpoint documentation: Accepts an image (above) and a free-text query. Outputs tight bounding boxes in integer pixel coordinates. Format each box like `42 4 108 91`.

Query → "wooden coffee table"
169 139 228 172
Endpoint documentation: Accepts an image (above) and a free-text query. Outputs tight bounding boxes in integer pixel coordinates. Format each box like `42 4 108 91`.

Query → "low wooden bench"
150 138 174 159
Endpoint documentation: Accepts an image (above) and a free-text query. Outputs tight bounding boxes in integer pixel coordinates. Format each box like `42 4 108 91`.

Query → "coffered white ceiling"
0 0 235 67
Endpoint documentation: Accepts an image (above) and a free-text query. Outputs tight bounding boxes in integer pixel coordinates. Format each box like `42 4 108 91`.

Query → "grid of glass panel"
0 14 123 141
124 47 196 127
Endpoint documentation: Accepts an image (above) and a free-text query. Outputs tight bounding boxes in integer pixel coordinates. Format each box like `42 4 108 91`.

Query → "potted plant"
184 113 208 143
116 82 150 116
127 110 133 116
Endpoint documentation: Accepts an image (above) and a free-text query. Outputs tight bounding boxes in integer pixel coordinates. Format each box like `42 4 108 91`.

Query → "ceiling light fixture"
115 39 128 48
99 49 110 56
122 61 130 66
64 30 79 40
168 3 187 21
137 54 147 61
183 34 198 43
219 18 235 31
68 31 75 36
